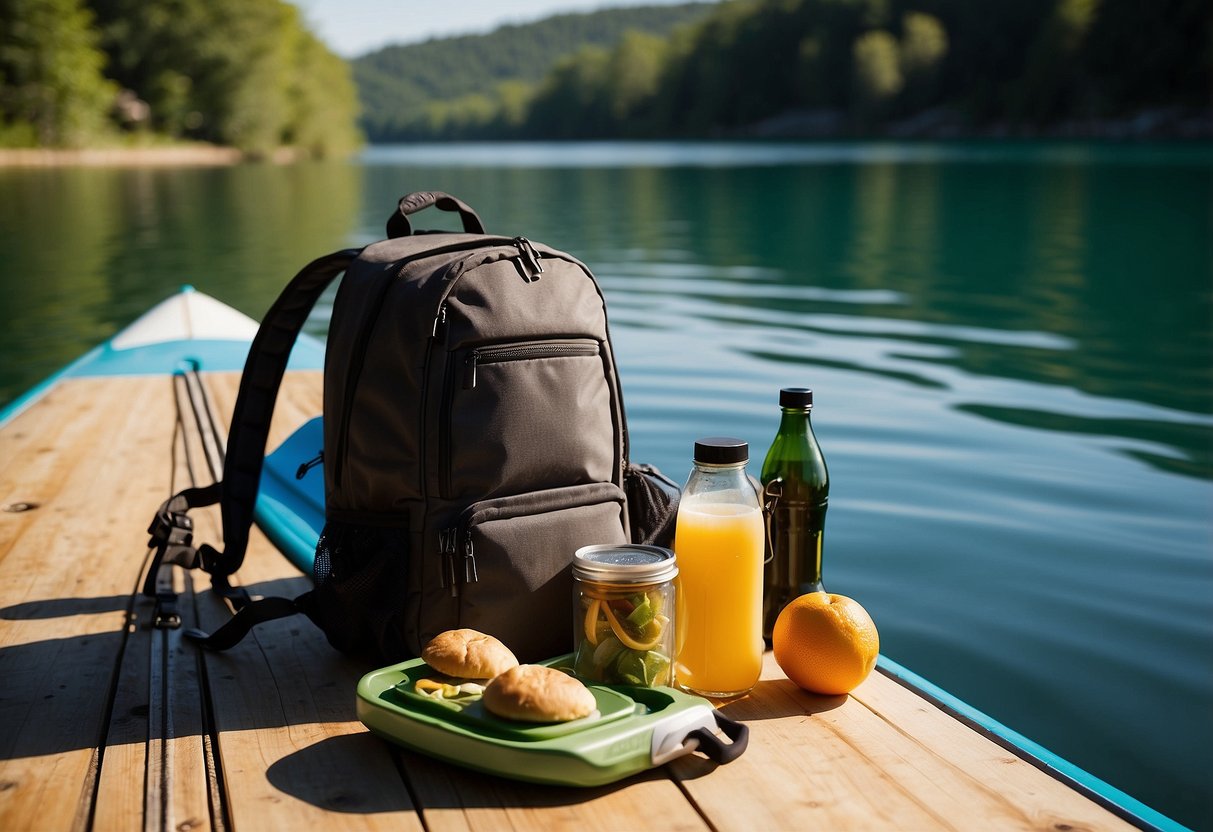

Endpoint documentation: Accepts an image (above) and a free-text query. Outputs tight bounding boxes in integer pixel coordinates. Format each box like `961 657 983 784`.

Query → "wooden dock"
0 369 1147 830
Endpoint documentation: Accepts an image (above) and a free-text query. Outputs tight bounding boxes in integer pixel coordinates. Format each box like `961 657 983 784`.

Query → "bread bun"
483 664 597 723
421 629 518 680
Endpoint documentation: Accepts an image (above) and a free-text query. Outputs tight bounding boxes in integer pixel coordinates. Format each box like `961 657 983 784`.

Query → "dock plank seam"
82 545 156 831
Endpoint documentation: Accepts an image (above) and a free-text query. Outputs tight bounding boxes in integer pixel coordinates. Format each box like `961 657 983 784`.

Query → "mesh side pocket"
311 521 410 661
625 462 680 548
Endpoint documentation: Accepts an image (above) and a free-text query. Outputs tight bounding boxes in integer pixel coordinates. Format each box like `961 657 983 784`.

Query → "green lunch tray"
356 656 748 787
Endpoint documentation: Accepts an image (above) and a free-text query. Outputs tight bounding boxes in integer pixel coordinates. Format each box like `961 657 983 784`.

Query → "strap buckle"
147 507 199 569
143 502 202 598
153 591 182 629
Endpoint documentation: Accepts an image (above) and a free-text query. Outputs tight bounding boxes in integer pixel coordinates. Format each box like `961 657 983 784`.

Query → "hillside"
357 0 1210 143
353 3 716 141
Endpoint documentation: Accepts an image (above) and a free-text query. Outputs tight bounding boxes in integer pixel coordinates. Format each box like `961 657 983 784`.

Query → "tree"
607 31 667 126
88 0 360 156
898 11 947 111
0 0 116 146
852 29 902 119
1011 0 1100 122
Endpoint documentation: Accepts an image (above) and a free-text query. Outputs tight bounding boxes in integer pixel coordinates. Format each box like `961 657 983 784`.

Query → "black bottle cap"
780 387 813 408
693 436 749 465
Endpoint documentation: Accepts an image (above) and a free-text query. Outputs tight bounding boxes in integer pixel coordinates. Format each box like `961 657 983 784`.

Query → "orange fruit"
772 592 880 695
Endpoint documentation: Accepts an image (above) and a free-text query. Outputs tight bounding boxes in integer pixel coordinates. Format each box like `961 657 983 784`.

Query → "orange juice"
674 498 765 697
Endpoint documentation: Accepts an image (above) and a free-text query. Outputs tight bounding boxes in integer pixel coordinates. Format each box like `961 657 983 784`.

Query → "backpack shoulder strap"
209 247 362 577
145 247 361 600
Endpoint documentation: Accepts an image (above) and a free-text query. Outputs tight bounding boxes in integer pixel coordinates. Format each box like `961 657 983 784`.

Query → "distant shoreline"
3 115 1208 169
0 145 312 168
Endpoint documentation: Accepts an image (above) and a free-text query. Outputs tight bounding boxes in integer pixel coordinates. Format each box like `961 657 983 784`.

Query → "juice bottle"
674 437 765 697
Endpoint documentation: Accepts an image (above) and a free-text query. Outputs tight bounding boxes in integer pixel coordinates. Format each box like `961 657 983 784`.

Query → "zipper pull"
439 529 459 596
295 451 323 480
463 537 478 584
464 350 479 389
513 237 543 281
431 303 447 340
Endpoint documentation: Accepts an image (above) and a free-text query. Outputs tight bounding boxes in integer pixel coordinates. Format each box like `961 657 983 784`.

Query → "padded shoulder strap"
210 247 362 577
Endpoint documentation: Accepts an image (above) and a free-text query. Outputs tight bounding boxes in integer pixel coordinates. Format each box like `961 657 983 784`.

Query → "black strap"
143 482 223 596
386 191 486 238
141 249 359 651
184 593 315 650
209 248 362 578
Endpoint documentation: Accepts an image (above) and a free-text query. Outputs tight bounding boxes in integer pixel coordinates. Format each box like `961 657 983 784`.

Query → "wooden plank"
669 654 1135 830
396 746 709 832
93 380 218 832
851 667 1139 829
0 376 179 830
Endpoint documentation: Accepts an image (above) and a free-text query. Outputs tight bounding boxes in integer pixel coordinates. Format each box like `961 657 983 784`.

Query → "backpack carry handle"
386 191 486 238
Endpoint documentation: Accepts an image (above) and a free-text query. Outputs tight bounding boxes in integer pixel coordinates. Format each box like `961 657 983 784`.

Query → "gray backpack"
144 192 678 663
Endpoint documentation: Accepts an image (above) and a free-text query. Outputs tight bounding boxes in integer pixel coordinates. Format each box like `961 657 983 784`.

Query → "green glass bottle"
761 387 829 641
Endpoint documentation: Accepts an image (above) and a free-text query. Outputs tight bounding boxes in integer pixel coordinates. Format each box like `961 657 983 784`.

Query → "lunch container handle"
688 711 749 764
387 191 486 238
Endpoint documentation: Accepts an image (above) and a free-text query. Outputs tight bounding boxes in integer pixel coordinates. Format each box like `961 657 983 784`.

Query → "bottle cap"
780 387 813 408
693 436 749 465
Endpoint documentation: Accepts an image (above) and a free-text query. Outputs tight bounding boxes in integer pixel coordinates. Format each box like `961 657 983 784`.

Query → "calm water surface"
1 141 1210 829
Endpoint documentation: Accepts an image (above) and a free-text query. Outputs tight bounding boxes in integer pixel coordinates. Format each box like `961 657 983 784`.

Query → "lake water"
1 141 1210 829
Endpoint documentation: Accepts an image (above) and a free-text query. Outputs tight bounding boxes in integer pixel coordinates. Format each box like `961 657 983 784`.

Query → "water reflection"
0 161 360 402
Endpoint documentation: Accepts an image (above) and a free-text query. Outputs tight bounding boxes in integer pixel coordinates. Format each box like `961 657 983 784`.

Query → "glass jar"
572 544 678 687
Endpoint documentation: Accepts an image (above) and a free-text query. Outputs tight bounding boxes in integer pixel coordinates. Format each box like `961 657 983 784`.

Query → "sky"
290 0 713 57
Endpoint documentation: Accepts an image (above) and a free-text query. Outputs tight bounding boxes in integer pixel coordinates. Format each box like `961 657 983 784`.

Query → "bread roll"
483 664 597 723
421 629 518 680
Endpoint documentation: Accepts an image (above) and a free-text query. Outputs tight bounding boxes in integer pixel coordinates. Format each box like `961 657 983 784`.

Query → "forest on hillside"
0 0 360 156
354 4 716 142
1 0 1207 152
357 0 1211 141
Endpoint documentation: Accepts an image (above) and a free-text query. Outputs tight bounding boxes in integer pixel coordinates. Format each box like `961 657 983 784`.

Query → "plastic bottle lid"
780 387 813 408
693 436 749 465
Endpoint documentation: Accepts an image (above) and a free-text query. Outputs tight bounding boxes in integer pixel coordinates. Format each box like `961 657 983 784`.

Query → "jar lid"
693 436 749 465
780 387 813 408
573 544 678 583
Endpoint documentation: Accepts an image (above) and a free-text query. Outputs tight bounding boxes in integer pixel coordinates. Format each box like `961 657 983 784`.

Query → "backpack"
143 191 679 664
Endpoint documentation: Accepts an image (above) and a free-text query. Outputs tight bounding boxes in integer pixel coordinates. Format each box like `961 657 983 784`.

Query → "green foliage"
2 0 1205 149
898 11 947 108
0 0 117 147
0 0 360 155
358 0 1207 140
353 3 716 141
89 0 361 157
851 29 902 119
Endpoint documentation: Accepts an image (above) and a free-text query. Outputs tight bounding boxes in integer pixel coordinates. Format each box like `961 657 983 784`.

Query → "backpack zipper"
438 528 456 596
463 340 600 389
437 527 479 598
513 237 544 281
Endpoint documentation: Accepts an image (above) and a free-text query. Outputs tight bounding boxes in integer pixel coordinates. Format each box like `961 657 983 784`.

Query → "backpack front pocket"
439 338 616 499
441 482 628 662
